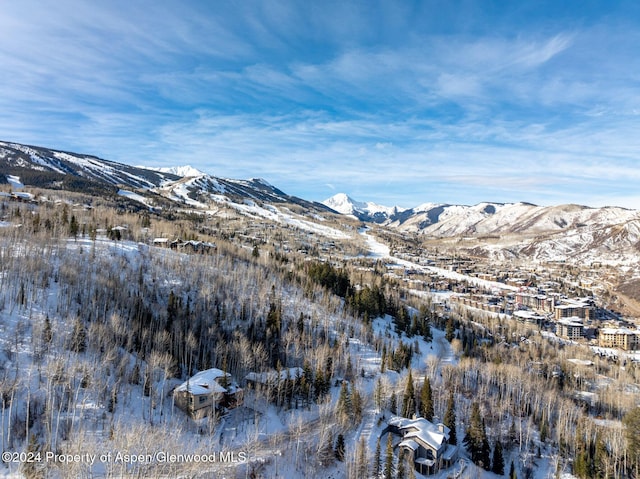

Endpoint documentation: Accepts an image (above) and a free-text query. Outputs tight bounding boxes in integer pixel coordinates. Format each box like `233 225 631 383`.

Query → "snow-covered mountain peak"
323 193 363 215
249 178 273 187
323 193 403 223
147 165 207 177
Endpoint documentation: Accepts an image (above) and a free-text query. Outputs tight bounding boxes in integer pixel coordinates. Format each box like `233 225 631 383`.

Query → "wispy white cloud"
1 1 640 209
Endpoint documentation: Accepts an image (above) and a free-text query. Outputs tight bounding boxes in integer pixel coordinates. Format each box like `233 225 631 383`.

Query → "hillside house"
167 239 217 254
385 416 458 475
173 368 243 419
152 237 169 247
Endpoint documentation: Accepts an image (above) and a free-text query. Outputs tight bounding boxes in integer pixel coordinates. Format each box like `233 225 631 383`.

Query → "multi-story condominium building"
554 298 593 321
599 327 640 351
556 317 585 340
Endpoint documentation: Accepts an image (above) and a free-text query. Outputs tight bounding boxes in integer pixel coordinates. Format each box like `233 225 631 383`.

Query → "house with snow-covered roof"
385 416 458 475
173 368 243 419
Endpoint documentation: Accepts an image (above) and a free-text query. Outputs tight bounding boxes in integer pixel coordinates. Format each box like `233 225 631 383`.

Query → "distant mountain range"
322 192 638 236
0 140 331 212
322 192 640 264
2 140 640 265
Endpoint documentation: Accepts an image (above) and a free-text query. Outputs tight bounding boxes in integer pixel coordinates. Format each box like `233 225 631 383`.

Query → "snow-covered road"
360 228 518 293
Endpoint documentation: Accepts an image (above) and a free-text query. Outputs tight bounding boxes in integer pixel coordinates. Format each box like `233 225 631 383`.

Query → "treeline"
304 260 432 341
304 261 389 320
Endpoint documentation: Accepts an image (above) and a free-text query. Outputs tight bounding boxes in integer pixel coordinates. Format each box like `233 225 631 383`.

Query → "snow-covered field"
117 189 153 207
6 175 23 189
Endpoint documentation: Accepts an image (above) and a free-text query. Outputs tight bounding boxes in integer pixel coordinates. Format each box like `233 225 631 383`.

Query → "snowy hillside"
0 140 179 190
0 140 333 216
142 165 207 178
324 193 640 266
2 139 636 479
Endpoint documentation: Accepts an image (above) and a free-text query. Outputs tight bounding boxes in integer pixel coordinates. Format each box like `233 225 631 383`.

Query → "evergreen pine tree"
356 437 368 478
335 433 345 461
345 354 354 381
623 407 640 474
509 460 517 479
69 214 79 238
384 433 394 479
315 368 328 400
419 377 434 421
422 317 432 342
464 402 490 468
481 430 492 471
336 381 352 427
319 430 335 467
463 402 481 461
492 440 505 475
373 437 382 478
17 281 25 306
445 317 455 342
20 434 44 479
401 369 416 418
443 390 457 445
70 317 86 353
508 418 517 449
42 315 53 345
594 432 608 479
381 344 387 373
573 423 593 479
390 392 398 415
396 449 406 479
352 386 363 423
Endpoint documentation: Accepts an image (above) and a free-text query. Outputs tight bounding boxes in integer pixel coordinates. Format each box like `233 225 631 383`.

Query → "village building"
515 292 555 313
169 239 217 253
173 368 243 419
554 298 593 321
385 416 458 475
152 237 169 247
599 327 640 351
513 310 546 325
556 317 585 340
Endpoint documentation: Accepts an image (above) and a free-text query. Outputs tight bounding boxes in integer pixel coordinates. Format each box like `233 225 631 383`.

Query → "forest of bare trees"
1 189 640 478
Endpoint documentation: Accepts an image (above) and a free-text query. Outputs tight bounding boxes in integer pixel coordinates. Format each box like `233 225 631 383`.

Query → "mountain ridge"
0 140 332 214
3 140 640 266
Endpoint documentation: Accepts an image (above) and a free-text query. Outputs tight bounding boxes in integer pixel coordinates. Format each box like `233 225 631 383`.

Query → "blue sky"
2 1 640 208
